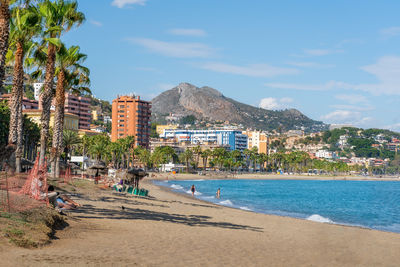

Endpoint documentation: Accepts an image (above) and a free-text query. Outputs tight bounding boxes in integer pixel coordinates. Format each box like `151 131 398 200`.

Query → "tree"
0 0 11 91
179 148 193 172
50 44 89 177
37 0 85 167
7 4 41 172
192 145 201 170
201 148 211 171
62 129 79 162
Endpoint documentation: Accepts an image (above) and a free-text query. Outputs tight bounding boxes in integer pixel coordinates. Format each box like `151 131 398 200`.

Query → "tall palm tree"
179 148 193 172
7 4 41 172
62 129 79 162
37 0 85 167
0 0 11 91
201 148 211 170
51 44 89 177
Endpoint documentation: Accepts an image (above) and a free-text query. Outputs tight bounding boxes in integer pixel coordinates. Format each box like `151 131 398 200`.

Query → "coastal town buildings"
156 124 178 136
23 110 79 131
111 95 151 147
160 129 247 151
0 94 39 110
244 131 269 154
33 82 43 101
64 93 92 130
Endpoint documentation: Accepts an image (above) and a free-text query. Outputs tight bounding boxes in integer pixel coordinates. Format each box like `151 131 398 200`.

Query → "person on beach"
216 188 221 199
191 184 195 196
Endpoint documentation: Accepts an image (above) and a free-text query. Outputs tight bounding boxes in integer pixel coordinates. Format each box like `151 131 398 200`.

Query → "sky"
63 0 400 131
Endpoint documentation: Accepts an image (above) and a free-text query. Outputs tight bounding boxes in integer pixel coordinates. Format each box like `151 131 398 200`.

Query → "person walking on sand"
191 184 195 196
216 188 221 199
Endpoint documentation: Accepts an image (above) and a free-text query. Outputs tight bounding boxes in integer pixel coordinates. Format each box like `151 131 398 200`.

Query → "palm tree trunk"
51 71 65 178
39 42 56 167
0 1 10 91
8 41 24 173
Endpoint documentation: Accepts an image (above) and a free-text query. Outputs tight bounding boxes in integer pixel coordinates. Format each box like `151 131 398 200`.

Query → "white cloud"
89 20 103 27
200 62 299 77
112 0 147 8
380 27 400 38
304 49 344 56
329 104 374 111
128 38 215 58
286 61 335 68
264 80 349 91
259 97 294 110
266 56 400 95
167 28 206 37
334 94 369 105
321 110 375 128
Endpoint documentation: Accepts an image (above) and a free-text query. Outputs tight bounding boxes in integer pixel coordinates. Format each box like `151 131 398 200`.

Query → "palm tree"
62 129 79 162
192 145 201 170
7 4 41 172
179 148 193 172
201 148 211 170
51 44 89 177
37 0 85 167
0 0 11 91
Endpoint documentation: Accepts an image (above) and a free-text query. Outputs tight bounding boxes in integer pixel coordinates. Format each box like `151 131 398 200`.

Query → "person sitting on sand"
191 184 195 196
47 186 81 210
216 188 221 199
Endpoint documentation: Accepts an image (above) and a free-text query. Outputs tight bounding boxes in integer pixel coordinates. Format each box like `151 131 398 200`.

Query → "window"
119 115 124 118
118 110 124 113
118 105 125 108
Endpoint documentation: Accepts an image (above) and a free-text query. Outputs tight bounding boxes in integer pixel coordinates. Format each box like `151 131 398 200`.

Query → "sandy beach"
1 178 400 267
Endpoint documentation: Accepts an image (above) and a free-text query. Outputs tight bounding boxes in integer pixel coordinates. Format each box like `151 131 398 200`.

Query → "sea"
153 179 400 233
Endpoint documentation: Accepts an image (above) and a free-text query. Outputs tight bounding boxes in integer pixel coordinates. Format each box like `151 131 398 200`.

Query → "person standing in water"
216 188 221 199
191 184 195 196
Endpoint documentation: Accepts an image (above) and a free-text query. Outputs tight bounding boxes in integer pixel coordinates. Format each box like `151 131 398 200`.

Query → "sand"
1 179 400 267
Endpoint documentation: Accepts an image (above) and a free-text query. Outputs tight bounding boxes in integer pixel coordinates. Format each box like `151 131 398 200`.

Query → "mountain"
151 83 327 132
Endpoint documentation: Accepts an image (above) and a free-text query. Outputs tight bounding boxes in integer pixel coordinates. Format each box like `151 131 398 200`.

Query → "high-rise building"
244 131 269 154
33 82 43 101
111 95 151 147
64 93 91 130
160 129 248 151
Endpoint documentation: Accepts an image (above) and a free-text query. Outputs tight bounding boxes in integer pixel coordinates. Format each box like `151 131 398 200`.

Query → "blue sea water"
154 179 400 233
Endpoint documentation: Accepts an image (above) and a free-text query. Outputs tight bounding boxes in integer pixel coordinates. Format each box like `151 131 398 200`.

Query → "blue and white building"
160 129 248 151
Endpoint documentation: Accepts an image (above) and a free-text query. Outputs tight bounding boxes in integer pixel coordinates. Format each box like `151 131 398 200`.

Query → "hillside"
151 83 327 132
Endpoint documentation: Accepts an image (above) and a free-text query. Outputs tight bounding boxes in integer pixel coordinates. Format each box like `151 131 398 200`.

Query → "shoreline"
150 179 400 235
149 172 400 181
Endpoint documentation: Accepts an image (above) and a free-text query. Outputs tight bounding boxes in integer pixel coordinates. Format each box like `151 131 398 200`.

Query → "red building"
0 94 39 110
111 95 151 147
64 93 91 130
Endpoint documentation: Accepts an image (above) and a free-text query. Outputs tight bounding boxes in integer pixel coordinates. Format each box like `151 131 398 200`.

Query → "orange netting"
0 155 49 213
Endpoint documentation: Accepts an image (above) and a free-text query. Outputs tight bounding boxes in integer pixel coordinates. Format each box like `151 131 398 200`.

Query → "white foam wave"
307 214 333 223
170 184 183 190
219 200 233 206
185 190 202 196
239 206 251 211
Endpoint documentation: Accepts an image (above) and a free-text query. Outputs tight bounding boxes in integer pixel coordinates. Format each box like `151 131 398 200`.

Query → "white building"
315 150 337 160
33 82 44 101
161 129 248 151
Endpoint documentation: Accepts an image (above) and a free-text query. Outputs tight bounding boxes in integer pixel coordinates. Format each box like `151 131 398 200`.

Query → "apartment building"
244 131 268 154
0 94 38 110
64 93 91 130
111 95 151 147
160 129 248 151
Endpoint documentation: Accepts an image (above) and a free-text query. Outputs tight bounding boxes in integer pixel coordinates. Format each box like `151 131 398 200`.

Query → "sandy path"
1 181 400 267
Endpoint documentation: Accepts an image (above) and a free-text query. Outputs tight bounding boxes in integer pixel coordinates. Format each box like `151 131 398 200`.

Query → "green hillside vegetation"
322 127 399 159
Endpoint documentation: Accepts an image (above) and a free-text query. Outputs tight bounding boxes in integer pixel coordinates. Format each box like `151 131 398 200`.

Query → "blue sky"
63 0 400 131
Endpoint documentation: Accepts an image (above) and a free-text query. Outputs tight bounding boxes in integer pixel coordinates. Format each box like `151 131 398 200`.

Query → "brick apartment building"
111 95 151 147
0 94 39 110
64 93 91 130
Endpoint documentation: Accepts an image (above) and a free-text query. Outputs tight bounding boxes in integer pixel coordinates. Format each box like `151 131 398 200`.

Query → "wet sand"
1 180 399 266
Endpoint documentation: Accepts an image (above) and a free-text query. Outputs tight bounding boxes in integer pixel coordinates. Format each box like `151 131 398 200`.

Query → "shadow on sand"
70 198 263 232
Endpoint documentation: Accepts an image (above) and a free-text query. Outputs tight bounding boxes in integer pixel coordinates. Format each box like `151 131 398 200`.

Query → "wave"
306 214 333 223
185 190 202 196
219 200 233 206
239 206 252 211
170 184 183 190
